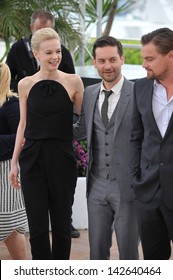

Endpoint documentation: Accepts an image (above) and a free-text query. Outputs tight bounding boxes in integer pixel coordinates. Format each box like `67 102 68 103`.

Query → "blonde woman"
0 63 27 259
9 28 84 260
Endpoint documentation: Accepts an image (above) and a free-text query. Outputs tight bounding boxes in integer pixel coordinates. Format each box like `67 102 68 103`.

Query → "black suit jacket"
131 77 173 209
0 96 19 161
6 35 75 92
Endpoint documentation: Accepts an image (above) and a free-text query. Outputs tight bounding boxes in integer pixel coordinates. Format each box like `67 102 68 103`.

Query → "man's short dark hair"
141 27 173 55
30 9 55 27
92 36 123 58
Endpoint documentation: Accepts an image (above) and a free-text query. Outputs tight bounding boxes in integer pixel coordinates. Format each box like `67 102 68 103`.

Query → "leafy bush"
75 39 142 66
121 40 142 65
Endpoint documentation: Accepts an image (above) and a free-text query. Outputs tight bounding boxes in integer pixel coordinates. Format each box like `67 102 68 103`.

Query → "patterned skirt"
0 160 27 241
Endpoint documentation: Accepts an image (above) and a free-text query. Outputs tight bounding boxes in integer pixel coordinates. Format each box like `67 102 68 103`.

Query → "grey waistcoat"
91 102 118 180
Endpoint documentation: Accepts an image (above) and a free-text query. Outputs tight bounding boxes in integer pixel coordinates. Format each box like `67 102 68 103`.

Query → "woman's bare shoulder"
18 76 35 87
18 76 37 96
59 70 80 80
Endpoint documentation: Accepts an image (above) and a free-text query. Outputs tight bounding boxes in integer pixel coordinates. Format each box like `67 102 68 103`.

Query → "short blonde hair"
0 63 17 107
31 27 60 52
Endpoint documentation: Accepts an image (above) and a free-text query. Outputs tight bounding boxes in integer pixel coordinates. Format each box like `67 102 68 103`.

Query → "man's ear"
30 24 34 33
168 50 173 60
121 54 125 65
92 58 96 68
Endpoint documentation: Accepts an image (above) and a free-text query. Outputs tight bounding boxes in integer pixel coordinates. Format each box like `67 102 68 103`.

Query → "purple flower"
73 140 88 177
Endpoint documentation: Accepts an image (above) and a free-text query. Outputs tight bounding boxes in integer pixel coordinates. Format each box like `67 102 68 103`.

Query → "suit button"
105 153 109 156
106 164 109 167
105 143 108 146
160 162 164 166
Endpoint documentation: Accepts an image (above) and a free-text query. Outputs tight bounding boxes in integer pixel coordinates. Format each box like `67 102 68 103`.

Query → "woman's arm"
73 75 84 114
9 79 29 188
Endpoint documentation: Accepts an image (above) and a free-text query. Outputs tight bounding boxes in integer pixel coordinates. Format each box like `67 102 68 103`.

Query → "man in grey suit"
130 28 173 259
74 36 139 259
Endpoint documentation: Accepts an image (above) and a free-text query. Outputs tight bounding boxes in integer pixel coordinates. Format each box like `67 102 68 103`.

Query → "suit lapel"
163 110 173 139
86 84 100 146
113 80 131 138
147 81 163 139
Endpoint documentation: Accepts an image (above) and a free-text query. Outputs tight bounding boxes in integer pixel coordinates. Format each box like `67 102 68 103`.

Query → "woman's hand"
9 163 21 189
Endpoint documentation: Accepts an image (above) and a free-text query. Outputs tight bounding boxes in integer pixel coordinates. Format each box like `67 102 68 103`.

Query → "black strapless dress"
19 80 77 260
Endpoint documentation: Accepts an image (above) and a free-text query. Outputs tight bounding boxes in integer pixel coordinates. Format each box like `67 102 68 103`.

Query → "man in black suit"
130 27 173 259
6 9 75 92
6 9 79 239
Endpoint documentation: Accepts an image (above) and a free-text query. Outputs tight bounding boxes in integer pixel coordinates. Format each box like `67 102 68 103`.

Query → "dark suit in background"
0 97 19 161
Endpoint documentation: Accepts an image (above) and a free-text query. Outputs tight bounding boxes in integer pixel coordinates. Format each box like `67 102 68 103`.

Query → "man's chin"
147 73 154 80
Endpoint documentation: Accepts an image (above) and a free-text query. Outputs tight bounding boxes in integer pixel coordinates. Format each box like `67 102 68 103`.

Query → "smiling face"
34 38 62 72
141 42 172 81
92 45 124 88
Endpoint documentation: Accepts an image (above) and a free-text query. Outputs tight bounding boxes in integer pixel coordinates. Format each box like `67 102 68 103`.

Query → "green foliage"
121 40 142 65
79 139 87 152
85 0 136 27
80 39 142 66
123 48 142 65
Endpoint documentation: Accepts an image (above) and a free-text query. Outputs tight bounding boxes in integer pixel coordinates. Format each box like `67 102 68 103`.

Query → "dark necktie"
101 90 113 127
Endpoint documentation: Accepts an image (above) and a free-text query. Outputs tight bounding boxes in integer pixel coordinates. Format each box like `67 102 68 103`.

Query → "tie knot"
103 90 113 99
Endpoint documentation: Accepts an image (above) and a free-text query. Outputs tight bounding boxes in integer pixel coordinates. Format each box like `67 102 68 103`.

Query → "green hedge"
76 39 142 66
121 40 142 65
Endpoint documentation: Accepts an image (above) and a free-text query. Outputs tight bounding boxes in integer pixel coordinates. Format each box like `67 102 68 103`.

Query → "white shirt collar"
100 76 124 95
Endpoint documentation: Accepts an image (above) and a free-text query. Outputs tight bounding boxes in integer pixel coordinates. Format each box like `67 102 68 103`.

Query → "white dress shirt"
98 76 124 122
152 80 173 137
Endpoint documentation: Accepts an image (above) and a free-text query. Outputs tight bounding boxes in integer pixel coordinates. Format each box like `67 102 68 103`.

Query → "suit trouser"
87 174 139 260
19 140 76 260
134 188 172 260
